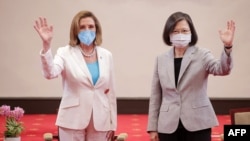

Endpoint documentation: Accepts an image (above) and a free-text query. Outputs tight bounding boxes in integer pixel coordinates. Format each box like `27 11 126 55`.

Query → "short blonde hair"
69 11 102 47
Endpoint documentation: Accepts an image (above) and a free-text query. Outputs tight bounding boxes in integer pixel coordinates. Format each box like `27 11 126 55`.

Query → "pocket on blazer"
60 97 80 109
192 98 210 108
160 104 170 112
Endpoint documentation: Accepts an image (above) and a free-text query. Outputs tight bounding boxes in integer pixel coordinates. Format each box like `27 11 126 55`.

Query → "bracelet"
225 46 232 49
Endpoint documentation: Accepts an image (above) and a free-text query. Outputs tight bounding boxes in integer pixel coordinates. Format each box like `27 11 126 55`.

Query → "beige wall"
0 0 249 98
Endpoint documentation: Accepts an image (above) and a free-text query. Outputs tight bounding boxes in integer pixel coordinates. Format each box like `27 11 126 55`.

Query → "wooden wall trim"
0 98 250 115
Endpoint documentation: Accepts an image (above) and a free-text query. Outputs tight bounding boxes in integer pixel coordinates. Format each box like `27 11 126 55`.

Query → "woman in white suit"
34 11 117 141
147 12 235 141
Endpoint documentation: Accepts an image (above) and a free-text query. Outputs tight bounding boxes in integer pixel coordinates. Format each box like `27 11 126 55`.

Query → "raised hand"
34 17 53 51
219 20 235 47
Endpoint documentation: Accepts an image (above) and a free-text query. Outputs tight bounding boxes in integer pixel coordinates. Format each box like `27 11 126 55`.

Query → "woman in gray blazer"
34 11 117 141
147 11 235 141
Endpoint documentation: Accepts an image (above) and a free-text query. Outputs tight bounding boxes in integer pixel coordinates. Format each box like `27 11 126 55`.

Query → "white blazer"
40 45 117 131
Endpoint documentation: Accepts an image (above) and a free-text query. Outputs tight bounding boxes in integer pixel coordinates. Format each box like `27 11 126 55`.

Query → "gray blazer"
147 46 233 133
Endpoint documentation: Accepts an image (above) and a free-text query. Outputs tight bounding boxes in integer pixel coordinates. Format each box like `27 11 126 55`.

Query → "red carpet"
0 114 230 141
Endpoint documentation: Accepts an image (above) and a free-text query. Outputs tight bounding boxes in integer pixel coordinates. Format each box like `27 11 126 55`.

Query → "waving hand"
219 20 235 47
33 17 53 52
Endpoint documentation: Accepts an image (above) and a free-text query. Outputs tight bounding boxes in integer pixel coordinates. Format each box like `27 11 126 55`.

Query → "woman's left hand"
106 130 115 141
219 20 236 47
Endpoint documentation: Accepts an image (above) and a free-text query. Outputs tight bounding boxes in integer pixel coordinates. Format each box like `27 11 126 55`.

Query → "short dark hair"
163 11 198 46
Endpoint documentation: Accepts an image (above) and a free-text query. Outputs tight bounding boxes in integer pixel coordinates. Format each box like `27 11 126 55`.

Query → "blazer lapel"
72 46 93 85
178 46 196 83
94 47 105 87
165 48 176 88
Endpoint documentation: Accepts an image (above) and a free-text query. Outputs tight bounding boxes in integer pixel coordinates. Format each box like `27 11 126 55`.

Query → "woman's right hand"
33 17 53 52
149 131 159 141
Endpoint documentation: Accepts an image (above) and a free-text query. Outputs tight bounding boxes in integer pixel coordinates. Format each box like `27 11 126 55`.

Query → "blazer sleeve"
40 48 64 79
108 52 117 130
147 56 162 132
203 48 233 75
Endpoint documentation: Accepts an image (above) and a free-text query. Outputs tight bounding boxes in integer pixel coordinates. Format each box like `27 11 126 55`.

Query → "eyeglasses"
172 29 191 34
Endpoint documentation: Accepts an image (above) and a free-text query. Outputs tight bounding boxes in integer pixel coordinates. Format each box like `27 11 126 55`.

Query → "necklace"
79 47 96 57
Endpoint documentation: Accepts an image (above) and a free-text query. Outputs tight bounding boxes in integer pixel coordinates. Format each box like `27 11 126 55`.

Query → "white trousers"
58 114 108 141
